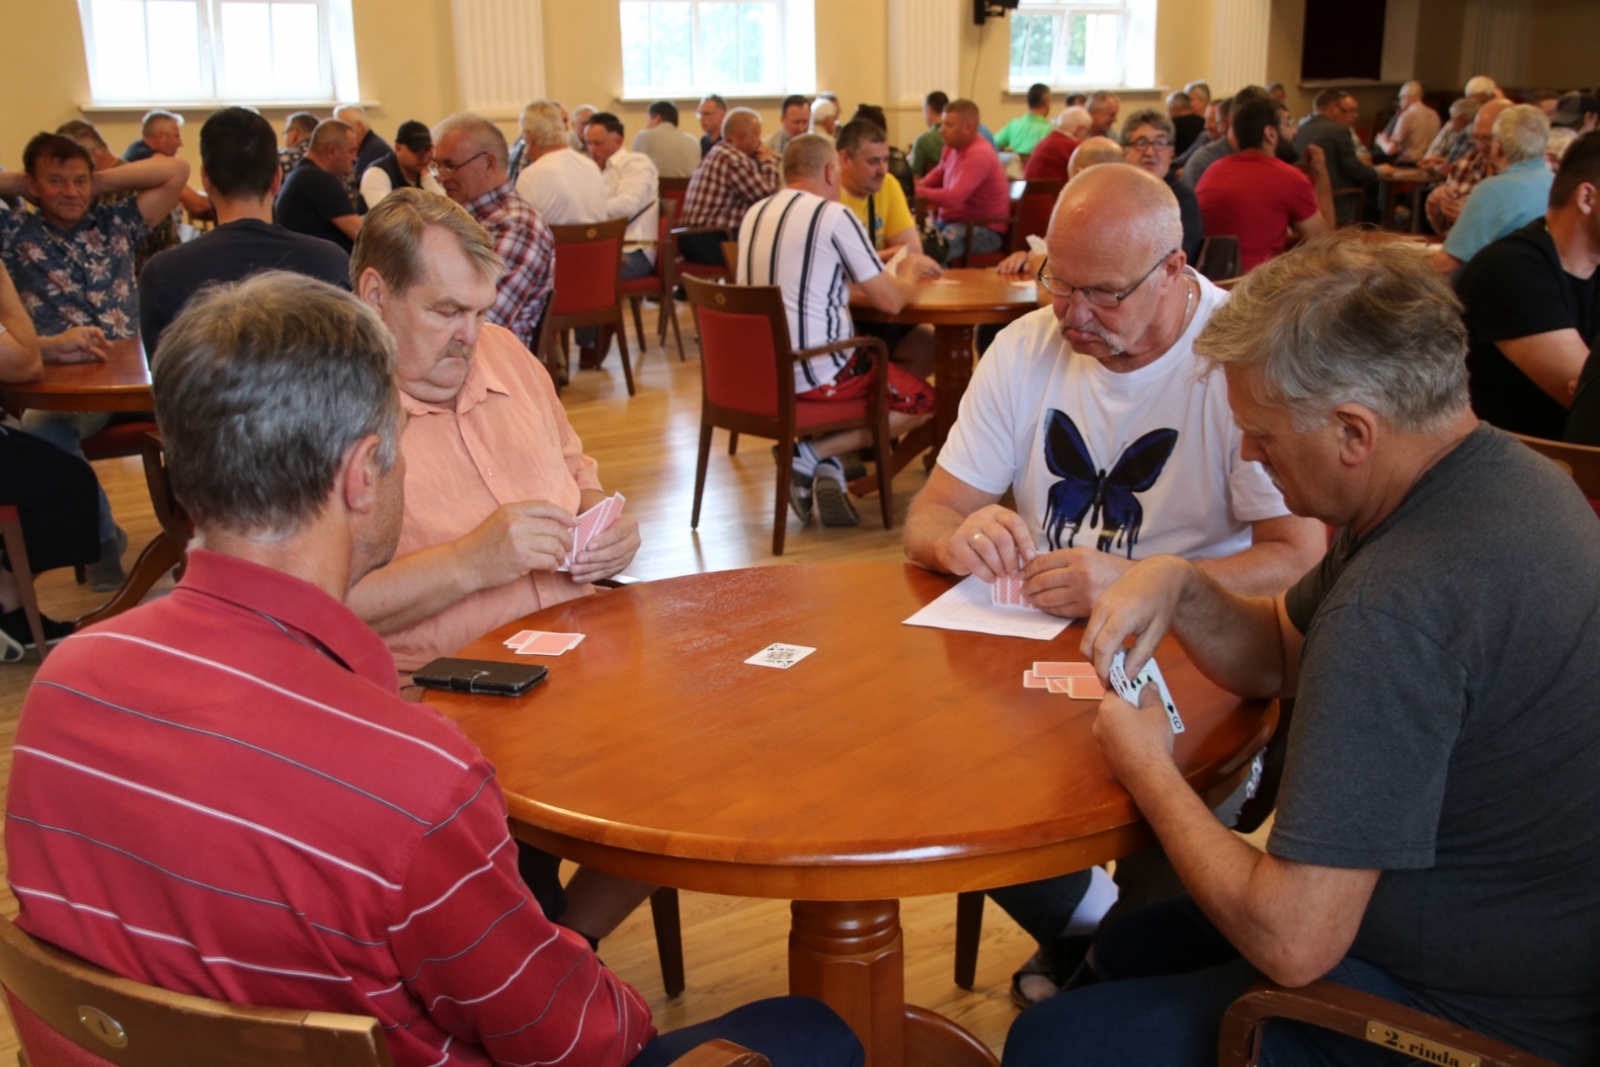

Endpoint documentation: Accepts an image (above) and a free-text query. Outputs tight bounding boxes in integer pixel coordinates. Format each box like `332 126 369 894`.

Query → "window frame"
1006 0 1155 93
77 0 360 108
618 0 816 102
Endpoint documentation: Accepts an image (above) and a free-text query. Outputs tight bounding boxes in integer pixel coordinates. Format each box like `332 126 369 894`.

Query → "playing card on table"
559 493 625 572
1066 675 1106 700
1032 661 1097 679
508 631 585 655
744 643 816 669
991 572 1031 608
1022 670 1050 689
1108 650 1184 733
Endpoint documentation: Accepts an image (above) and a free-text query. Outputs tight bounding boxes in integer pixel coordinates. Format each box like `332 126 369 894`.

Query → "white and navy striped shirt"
737 188 884 391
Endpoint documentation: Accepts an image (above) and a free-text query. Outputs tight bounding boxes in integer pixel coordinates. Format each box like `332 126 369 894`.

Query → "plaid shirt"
1438 145 1493 203
462 181 555 350
681 140 781 232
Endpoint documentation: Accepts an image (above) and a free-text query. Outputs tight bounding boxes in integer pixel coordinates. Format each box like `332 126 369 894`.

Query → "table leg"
72 532 182 629
847 324 976 496
788 900 996 1067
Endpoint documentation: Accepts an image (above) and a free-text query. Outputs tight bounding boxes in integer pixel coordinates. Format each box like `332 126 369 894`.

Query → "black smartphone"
413 658 548 697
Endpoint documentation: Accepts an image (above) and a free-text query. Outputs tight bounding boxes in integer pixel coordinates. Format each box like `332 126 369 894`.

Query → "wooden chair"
1218 980 1559 1067
1009 180 1063 251
539 218 636 397
0 911 766 1067
681 274 894 555
720 240 741 278
1512 434 1600 515
954 212 1015 269
658 176 691 217
671 225 736 283
0 506 51 663
1331 187 1366 226
1194 236 1241 282
70 418 159 588
621 199 687 362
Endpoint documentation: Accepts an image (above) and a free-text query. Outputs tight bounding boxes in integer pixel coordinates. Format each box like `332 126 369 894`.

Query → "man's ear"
339 433 385 516
1331 403 1379 468
355 268 387 313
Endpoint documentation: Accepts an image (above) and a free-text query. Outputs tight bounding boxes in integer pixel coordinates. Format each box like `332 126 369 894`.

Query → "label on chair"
1366 1023 1478 1067
78 1005 128 1047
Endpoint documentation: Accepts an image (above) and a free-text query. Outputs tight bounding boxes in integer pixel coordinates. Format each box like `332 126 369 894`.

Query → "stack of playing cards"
991 572 1032 608
503 630 585 656
558 493 625 572
1108 649 1185 733
1023 661 1106 700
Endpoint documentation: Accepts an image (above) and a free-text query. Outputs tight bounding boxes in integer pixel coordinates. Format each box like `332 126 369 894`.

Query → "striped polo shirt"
7 549 653 1067
736 188 884 391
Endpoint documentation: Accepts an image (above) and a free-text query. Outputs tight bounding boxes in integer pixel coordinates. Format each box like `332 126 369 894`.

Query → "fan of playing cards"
558 493 625 573
1109 650 1185 734
1021 654 1185 733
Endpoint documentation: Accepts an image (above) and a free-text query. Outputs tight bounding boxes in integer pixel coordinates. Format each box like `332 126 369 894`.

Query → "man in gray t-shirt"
1004 232 1600 1067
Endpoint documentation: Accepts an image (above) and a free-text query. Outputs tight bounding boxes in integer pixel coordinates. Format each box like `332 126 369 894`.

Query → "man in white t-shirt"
513 100 607 227
738 134 942 527
903 164 1324 1006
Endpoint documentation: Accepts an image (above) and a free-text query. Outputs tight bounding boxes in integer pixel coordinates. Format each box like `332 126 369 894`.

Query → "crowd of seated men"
2 67 1600 1067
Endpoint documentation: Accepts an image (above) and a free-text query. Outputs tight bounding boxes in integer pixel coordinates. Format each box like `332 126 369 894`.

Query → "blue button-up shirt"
0 198 149 340
1443 158 1554 266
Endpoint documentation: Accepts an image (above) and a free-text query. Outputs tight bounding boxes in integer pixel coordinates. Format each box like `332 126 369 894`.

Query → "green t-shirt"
910 126 944 177
994 113 1052 154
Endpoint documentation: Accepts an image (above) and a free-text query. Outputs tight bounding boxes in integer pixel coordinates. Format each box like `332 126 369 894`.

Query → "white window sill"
1002 85 1166 97
80 99 380 115
618 92 795 104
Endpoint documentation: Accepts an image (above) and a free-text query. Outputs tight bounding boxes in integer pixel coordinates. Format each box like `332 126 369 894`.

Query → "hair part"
350 187 504 296
1197 231 1469 434
152 272 401 538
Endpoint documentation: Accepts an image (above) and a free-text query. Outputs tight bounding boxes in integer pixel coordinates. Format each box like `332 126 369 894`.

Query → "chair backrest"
720 240 741 278
681 274 793 419
545 217 630 318
1513 433 1600 516
1195 235 1241 282
658 177 690 212
652 198 681 281
1010 179 1064 250
0 915 394 1067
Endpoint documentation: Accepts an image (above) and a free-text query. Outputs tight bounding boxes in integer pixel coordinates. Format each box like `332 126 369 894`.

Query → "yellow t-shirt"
839 180 916 252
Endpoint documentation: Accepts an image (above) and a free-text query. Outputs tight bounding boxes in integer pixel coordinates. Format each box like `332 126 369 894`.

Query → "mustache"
441 341 473 361
1062 315 1125 356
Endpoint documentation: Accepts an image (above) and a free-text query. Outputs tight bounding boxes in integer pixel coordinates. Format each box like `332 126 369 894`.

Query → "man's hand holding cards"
564 493 641 585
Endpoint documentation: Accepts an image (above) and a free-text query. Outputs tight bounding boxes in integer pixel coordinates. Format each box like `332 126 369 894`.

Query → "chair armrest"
791 336 889 366
668 1039 771 1067
671 225 733 237
1219 981 1559 1067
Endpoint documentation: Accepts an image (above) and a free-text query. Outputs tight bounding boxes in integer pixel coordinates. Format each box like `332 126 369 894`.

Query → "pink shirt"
917 137 1011 230
388 323 604 671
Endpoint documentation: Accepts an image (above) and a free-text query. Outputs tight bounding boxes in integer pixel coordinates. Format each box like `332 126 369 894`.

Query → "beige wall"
1527 0 1600 90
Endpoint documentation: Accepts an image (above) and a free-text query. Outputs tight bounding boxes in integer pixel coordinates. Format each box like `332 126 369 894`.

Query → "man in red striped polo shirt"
7 271 861 1067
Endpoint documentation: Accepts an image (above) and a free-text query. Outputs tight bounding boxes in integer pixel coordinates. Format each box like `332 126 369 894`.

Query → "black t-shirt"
138 218 351 354
1455 218 1600 439
275 159 357 251
1563 328 1600 445
1278 425 1600 1065
1172 112 1205 155
1166 173 1203 263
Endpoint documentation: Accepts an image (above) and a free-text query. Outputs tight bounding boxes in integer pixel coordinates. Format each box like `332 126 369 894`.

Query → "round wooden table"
0 338 151 413
427 563 1274 1067
851 269 1043 482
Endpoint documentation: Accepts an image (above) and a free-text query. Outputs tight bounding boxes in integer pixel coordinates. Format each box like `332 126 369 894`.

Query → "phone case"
413 658 548 696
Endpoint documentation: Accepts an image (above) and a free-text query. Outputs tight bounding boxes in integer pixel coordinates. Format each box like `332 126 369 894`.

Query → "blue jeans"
1003 896 1423 1067
940 222 1004 264
19 411 115 541
634 996 864 1067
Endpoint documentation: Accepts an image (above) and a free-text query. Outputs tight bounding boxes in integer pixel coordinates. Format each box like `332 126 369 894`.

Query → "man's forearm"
0 173 25 199
1167 562 1289 698
347 542 485 635
1194 538 1311 597
904 498 964 572
93 156 185 194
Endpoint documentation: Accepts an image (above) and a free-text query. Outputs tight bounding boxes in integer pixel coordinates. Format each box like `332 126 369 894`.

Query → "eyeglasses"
1126 138 1173 152
430 151 487 177
1037 250 1177 307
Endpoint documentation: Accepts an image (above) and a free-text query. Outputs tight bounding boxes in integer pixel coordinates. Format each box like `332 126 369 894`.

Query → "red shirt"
1024 132 1079 182
1194 151 1320 273
916 137 1010 230
7 549 654 1067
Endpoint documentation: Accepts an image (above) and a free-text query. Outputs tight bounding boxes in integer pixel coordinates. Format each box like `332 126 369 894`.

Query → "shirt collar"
177 548 400 690
464 180 515 217
397 348 510 419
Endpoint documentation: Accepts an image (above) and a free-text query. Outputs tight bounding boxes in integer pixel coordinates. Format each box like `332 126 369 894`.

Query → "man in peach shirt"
347 188 648 946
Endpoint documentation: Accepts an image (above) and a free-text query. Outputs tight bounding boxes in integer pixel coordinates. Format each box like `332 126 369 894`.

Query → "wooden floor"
0 303 1044 1060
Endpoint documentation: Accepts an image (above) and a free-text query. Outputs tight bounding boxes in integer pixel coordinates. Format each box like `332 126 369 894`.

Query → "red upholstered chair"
671 226 736 283
621 199 687 362
538 218 635 396
1009 179 1063 250
681 274 893 555
658 176 690 217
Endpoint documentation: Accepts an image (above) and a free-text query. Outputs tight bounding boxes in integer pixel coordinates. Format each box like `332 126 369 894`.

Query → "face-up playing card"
744 643 816 669
1109 650 1185 733
559 493 626 573
505 631 585 655
991 572 1031 608
1032 661 1098 679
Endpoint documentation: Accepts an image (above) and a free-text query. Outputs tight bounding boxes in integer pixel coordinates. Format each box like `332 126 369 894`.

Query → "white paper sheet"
903 574 1073 641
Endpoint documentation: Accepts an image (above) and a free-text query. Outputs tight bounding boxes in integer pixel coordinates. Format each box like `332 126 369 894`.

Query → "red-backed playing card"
1022 670 1049 689
1066 676 1106 700
1032 661 1097 679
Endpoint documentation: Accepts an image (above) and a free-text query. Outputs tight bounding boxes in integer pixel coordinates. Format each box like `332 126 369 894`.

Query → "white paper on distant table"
903 574 1072 640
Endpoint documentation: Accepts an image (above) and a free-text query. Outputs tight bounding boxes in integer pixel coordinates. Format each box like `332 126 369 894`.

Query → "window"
78 0 360 105
1007 0 1155 92
619 0 815 100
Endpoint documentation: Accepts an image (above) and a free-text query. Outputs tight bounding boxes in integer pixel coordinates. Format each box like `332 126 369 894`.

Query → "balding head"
1068 136 1127 178
722 108 764 155
307 119 357 178
1400 81 1424 105
1043 164 1189 367
1475 98 1512 138
783 133 840 199
431 112 509 203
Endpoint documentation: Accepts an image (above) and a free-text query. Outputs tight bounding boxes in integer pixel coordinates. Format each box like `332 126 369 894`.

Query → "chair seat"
621 275 663 294
678 262 726 279
796 398 870 428
82 420 159 461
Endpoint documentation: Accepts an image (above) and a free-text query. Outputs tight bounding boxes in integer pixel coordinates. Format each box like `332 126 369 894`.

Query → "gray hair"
1494 104 1550 164
1088 90 1119 110
1055 106 1093 136
351 187 504 294
1196 231 1469 434
783 133 836 181
433 112 508 164
1448 96 1482 121
152 272 401 538
141 109 183 135
519 100 567 150
1464 75 1498 101
1120 107 1174 143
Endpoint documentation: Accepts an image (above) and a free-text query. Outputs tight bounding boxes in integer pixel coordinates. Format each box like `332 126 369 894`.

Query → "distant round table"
851 268 1043 480
427 563 1275 1067
0 338 151 413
